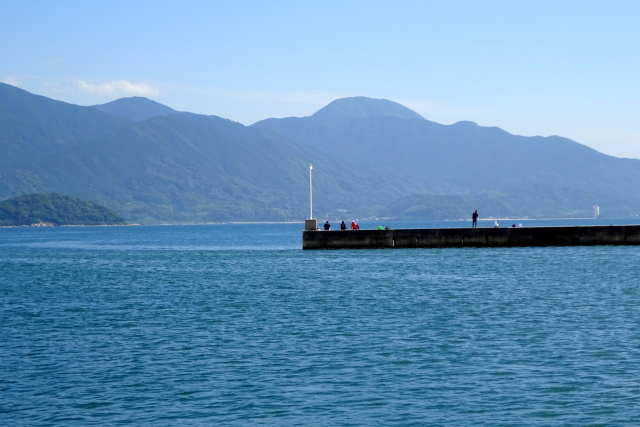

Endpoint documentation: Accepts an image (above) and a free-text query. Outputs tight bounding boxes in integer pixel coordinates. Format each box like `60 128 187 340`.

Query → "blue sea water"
2 220 640 426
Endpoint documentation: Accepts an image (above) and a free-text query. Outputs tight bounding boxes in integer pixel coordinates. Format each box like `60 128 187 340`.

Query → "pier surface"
302 224 640 250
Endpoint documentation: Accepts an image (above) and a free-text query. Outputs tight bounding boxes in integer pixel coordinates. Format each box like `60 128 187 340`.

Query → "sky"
2 0 640 159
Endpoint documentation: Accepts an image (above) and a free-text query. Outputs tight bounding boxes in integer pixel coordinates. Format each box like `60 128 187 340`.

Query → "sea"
2 218 640 426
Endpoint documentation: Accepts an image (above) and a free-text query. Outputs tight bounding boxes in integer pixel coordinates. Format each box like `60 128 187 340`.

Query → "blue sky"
3 0 640 158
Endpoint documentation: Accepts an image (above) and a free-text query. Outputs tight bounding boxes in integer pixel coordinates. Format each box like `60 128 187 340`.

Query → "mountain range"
1 82 639 223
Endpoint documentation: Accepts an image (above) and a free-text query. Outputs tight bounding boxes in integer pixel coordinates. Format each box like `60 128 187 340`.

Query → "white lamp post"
305 164 317 231
309 164 313 219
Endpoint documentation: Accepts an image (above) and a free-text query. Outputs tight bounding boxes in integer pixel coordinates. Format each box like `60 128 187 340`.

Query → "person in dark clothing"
324 221 331 230
340 221 347 230
472 210 478 228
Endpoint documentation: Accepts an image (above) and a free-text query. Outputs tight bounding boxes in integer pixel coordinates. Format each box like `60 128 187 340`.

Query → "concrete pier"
302 225 640 250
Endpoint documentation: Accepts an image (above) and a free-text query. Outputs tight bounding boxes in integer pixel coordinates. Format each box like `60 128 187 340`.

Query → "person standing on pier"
472 210 478 228
324 221 331 230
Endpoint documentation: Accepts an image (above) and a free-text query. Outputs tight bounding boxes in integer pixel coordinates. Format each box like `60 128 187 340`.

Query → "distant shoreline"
2 217 638 229
0 223 135 228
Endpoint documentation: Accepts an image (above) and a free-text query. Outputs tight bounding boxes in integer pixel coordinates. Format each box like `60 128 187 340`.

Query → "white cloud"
2 76 20 86
77 80 159 97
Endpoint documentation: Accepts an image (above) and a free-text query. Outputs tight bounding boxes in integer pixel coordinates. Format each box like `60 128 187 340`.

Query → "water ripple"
2 227 640 425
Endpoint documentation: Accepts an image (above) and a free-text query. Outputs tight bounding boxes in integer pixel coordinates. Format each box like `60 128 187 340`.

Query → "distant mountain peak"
92 97 179 121
453 120 478 127
311 96 425 123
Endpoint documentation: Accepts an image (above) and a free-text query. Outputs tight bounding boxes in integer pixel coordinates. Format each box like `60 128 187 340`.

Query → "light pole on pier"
304 164 317 231
309 164 313 219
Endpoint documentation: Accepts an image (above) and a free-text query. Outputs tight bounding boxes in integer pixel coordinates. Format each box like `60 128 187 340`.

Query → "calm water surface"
2 221 640 425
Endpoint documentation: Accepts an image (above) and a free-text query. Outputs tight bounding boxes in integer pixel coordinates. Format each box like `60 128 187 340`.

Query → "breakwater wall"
302 225 640 250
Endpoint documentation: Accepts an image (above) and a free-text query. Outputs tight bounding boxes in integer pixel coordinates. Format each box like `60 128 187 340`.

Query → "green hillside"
2 113 405 223
0 193 126 226
0 82 132 169
254 98 640 218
